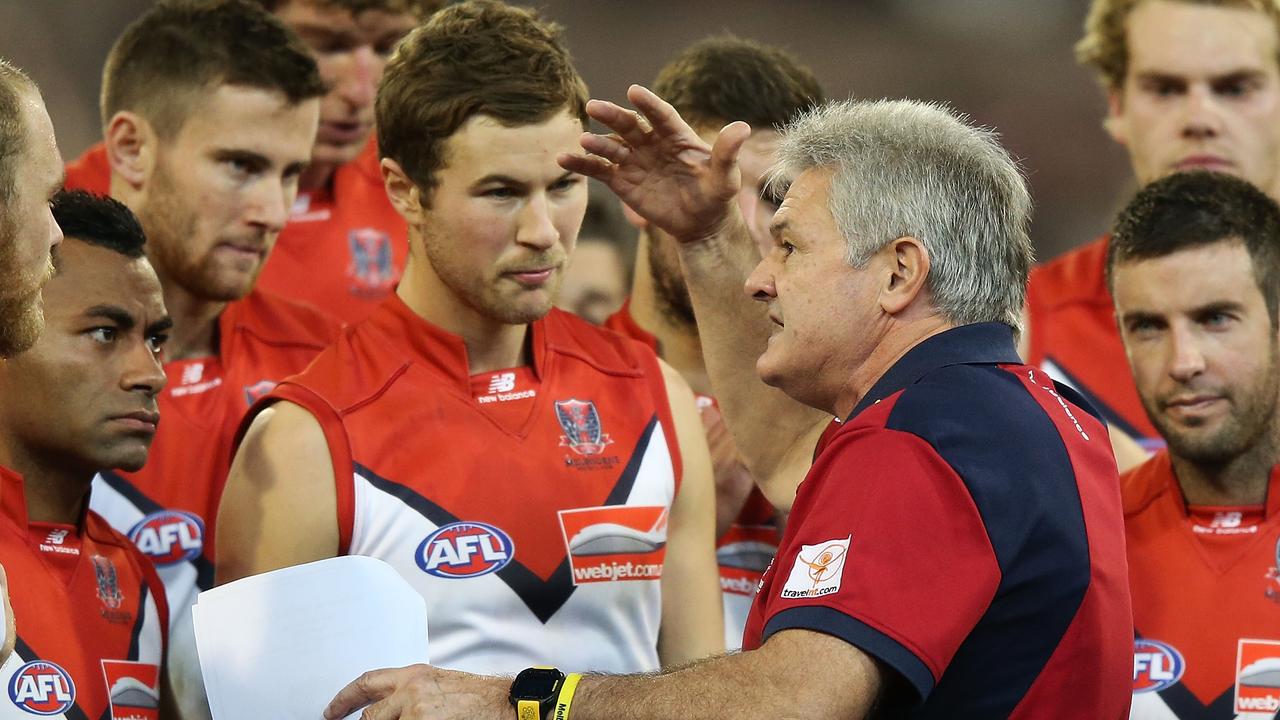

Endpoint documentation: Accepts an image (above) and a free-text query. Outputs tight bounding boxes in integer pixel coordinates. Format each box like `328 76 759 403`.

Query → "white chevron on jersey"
349 419 676 675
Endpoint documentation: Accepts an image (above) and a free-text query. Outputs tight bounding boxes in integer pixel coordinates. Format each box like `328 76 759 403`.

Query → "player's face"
135 86 318 302
647 129 780 327
746 167 878 416
416 111 588 326
1113 240 1279 464
274 0 417 168
0 239 169 475
0 90 64 356
556 239 627 325
1107 0 1280 191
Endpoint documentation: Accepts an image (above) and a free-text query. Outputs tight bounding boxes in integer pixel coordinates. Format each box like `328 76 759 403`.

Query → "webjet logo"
558 506 667 585
1236 638 1280 713
101 660 159 720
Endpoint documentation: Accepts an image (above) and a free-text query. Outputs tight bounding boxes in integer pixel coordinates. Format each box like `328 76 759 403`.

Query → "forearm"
677 220 828 503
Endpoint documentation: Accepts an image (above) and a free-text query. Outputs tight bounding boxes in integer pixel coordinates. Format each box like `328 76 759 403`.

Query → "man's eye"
87 327 116 343
147 333 169 353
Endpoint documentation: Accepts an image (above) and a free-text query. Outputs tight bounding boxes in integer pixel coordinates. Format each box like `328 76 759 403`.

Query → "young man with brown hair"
1024 0 1280 465
601 34 824 651
64 2 335 717
220 0 722 677
68 0 439 324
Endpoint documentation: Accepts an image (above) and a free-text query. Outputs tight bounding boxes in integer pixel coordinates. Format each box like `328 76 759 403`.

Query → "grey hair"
772 99 1034 330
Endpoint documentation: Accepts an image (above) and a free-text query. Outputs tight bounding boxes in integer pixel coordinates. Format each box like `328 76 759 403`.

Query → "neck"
831 313 955 418
0 445 89 526
629 241 710 394
158 275 226 360
397 253 530 374
1172 434 1278 506
299 161 338 193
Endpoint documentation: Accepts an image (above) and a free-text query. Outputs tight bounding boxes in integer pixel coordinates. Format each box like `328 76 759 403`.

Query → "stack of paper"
192 556 429 720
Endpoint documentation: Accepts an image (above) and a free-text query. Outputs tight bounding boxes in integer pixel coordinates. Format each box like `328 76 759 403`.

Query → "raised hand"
558 84 751 243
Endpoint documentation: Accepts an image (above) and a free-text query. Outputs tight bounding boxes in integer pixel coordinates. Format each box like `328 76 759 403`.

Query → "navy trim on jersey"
353 414 659 624
1157 682 1233 719
12 637 92 720
847 323 1021 420
1041 354 1141 438
126 583 149 661
97 471 216 591
762 606 934 701
867 336 1091 716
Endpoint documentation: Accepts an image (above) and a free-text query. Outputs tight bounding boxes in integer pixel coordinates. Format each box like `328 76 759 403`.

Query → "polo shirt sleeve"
758 426 1000 703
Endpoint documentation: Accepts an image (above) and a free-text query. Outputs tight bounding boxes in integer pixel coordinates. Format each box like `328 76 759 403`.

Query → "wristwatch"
508 666 566 720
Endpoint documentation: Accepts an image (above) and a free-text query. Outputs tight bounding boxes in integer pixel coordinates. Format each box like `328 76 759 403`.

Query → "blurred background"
0 0 1132 261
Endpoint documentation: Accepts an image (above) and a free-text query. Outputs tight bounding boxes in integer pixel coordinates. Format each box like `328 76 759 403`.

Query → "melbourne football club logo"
243 380 277 406
346 228 400 295
1265 539 1280 604
91 554 125 610
128 510 205 566
415 522 514 579
554 399 613 456
1132 639 1185 693
9 660 76 715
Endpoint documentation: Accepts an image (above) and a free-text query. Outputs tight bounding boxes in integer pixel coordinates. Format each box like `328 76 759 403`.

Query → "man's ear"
879 236 931 315
382 158 426 225
1104 89 1128 146
104 111 154 189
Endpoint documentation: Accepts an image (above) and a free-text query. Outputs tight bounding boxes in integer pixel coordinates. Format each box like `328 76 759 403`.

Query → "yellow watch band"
552 673 583 720
517 698 542 720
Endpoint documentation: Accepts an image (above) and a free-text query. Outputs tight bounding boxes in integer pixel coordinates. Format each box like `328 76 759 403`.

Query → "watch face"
516 668 561 700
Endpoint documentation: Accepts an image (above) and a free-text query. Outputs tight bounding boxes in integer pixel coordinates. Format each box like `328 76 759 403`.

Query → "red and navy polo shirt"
743 322 1133 718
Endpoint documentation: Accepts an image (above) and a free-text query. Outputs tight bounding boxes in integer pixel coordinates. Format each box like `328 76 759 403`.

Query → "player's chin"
100 443 153 474
495 290 557 324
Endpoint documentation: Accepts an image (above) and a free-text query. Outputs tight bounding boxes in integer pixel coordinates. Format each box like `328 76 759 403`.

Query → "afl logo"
128 510 205 566
9 660 76 715
1133 639 1185 693
415 522 514 579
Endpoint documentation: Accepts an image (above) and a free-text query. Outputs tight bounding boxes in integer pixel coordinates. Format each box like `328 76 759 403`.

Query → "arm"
656 360 725 665
0 564 12 668
324 628 882 720
560 86 828 511
215 402 339 584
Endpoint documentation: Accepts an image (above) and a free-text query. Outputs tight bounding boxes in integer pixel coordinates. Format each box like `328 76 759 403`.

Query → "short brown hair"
0 59 37 208
248 0 443 19
376 0 589 194
652 35 824 133
101 0 326 138
1077 0 1280 91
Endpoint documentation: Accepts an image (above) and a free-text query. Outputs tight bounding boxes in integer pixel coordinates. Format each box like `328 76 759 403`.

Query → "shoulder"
226 290 344 349
1119 451 1175 517
543 308 658 377
64 142 111 195
1027 235 1111 311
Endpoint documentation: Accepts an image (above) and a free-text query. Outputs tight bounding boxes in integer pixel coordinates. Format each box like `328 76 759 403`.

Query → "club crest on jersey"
1236 639 1280 713
1265 539 1280 604
102 660 160 720
9 660 76 715
128 510 205 566
347 228 399 295
415 521 514 579
554 399 613 456
91 554 125 611
243 380 277 406
1132 639 1185 693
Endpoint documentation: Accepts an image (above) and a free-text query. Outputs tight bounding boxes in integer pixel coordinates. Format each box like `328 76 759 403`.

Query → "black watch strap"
509 666 565 720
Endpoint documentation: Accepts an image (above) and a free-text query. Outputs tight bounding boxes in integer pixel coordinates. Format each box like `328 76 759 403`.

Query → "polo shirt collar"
848 322 1021 420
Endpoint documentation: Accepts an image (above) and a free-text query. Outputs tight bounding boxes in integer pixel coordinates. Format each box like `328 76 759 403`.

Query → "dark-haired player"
63 2 338 716
1109 171 1280 718
0 190 173 719
601 34 824 650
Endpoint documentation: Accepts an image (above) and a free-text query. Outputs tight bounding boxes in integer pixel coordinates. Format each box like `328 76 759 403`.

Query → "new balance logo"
489 372 516 394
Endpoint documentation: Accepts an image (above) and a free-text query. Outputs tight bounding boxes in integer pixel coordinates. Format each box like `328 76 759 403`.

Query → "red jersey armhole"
636 349 682 496
244 384 357 555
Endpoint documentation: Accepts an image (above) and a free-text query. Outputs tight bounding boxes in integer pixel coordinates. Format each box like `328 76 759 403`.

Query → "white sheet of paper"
192 556 429 720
